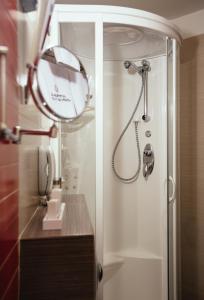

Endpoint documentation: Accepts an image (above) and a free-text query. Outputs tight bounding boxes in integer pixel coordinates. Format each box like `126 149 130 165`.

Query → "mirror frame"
27 45 90 123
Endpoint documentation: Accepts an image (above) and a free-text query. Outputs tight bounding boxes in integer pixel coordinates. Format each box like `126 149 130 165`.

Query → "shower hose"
112 73 145 183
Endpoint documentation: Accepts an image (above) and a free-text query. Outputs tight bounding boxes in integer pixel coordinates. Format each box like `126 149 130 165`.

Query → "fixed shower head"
124 60 131 69
124 60 139 74
124 59 151 75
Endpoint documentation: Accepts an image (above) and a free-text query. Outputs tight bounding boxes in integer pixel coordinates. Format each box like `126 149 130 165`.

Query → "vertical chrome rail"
0 46 19 143
142 60 151 122
143 71 150 121
0 46 8 128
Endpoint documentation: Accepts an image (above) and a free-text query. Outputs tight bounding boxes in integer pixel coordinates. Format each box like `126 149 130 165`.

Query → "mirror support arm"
14 123 58 143
0 44 58 144
0 123 58 144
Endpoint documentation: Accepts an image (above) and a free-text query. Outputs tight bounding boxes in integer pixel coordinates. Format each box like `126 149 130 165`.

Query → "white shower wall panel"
103 257 162 300
103 56 167 257
103 55 167 300
61 57 96 227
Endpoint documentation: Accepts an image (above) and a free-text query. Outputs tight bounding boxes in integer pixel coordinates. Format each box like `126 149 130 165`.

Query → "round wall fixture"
104 25 143 46
28 46 90 122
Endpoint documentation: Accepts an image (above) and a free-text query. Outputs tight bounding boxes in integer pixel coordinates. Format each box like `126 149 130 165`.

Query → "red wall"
0 0 19 299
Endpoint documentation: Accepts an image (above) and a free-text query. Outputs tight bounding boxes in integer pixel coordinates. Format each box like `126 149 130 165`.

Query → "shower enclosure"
49 5 181 300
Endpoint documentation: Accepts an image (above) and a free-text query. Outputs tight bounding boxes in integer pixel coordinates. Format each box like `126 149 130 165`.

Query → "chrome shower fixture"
143 143 154 180
141 59 151 72
124 59 151 123
124 59 151 75
124 60 139 74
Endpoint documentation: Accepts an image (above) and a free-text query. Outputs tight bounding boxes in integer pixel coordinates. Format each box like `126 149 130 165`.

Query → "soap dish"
43 203 66 230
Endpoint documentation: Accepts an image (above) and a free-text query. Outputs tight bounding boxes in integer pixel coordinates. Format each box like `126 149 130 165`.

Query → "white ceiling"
56 0 204 19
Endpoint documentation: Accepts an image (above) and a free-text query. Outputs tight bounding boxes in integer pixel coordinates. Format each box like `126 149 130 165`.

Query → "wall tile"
0 164 18 200
180 34 204 300
1 0 17 11
0 0 19 299
0 245 18 299
3 270 18 300
18 103 50 233
0 145 18 166
0 191 18 266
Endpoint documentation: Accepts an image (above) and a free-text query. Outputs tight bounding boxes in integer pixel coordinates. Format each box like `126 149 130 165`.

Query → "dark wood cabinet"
20 195 96 300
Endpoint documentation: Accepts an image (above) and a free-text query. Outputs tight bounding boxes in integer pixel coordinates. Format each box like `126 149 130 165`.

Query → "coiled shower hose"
112 73 145 183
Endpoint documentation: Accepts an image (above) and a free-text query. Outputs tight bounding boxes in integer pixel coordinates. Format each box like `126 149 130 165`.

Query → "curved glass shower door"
102 23 169 300
51 5 180 300
167 38 180 300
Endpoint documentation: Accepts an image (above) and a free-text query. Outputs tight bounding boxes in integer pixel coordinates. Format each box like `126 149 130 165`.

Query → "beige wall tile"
180 33 204 300
19 102 50 234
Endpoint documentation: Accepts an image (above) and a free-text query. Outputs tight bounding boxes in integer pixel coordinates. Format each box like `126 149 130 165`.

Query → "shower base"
103 251 163 300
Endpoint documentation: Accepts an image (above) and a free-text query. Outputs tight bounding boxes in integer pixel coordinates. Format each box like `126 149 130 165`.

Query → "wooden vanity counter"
20 194 96 300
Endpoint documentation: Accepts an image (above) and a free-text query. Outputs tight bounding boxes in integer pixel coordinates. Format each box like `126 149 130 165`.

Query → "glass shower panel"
49 6 181 300
59 22 96 232
167 38 179 300
103 22 168 300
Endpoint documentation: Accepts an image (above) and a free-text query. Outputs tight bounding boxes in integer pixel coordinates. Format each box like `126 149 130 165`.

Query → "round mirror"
28 46 89 122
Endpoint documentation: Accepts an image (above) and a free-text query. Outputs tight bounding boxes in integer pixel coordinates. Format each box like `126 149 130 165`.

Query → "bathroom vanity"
20 195 96 300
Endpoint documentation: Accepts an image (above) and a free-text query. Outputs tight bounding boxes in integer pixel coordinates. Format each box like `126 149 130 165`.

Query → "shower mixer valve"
143 143 154 180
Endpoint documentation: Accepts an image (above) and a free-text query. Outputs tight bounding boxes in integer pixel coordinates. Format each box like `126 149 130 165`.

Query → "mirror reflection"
29 46 90 122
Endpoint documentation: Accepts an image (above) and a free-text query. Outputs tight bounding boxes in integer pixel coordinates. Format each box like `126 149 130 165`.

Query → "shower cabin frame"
49 5 181 300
